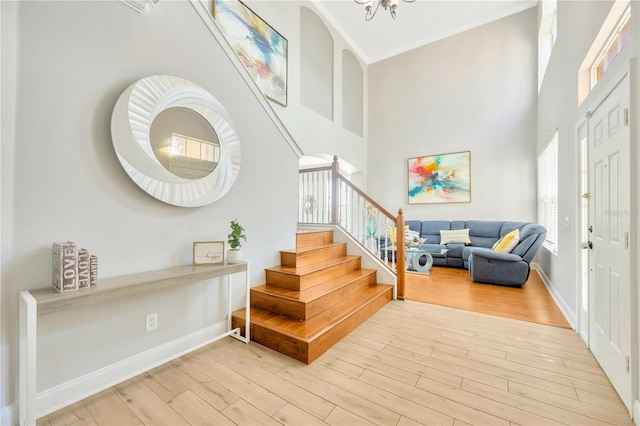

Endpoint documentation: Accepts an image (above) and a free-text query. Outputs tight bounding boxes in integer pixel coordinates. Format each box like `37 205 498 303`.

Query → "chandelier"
354 0 415 21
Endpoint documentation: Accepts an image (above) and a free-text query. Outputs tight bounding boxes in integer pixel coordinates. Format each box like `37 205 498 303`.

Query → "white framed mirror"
111 75 240 207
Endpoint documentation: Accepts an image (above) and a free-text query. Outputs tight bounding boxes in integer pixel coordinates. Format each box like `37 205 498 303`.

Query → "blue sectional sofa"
384 220 546 286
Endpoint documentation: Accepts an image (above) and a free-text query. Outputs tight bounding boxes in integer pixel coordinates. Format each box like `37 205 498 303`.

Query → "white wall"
367 8 538 222
536 0 615 327
241 1 369 187
1 0 298 416
538 0 640 416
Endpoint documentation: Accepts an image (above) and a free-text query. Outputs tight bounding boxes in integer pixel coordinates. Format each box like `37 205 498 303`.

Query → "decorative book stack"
52 241 98 292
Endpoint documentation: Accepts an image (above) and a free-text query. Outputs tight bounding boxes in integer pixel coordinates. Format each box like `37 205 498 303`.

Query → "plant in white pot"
226 219 246 264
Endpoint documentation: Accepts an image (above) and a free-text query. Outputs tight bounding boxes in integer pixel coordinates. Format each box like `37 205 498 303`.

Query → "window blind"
538 132 558 252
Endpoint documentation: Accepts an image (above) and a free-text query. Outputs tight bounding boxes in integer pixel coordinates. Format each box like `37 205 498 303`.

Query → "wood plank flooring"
39 300 632 426
405 267 571 329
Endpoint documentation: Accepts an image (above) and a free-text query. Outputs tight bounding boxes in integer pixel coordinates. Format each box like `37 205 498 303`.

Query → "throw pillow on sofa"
405 229 420 241
405 229 426 247
387 225 410 249
440 229 471 245
493 229 520 253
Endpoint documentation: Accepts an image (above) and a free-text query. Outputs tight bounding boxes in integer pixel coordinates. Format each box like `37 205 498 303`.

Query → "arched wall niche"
341 49 364 136
300 6 334 121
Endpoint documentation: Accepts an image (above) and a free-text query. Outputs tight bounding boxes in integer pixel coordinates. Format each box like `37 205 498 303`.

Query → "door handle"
581 241 593 250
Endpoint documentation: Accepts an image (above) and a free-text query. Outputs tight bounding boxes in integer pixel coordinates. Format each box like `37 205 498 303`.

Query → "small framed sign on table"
193 241 225 265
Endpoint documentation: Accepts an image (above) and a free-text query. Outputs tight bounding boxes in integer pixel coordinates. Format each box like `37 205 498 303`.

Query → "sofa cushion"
467 220 502 237
405 220 422 233
511 234 536 258
518 223 545 241
466 220 502 248
420 220 451 244
462 246 474 267
440 229 471 244
500 221 528 236
451 220 467 230
445 243 464 258
512 223 547 262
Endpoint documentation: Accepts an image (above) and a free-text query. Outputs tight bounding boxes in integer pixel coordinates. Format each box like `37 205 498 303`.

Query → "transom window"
591 6 631 88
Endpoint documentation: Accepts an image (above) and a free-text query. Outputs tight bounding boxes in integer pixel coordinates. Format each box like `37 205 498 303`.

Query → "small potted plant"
227 219 246 264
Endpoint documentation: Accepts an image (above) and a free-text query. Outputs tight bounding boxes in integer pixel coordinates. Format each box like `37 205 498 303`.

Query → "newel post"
396 208 405 300
331 155 339 225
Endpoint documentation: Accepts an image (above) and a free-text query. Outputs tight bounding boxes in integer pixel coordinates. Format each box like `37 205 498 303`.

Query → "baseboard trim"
533 264 577 330
1 403 16 426
34 321 228 420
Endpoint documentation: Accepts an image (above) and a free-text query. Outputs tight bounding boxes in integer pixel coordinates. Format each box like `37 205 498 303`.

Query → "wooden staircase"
231 229 393 364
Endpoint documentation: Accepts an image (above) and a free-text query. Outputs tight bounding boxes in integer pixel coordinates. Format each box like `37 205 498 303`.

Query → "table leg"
19 291 37 426
406 252 417 271
414 252 434 274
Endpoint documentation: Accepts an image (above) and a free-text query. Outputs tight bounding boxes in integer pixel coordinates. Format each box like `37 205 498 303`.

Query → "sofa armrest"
468 247 522 263
468 247 530 286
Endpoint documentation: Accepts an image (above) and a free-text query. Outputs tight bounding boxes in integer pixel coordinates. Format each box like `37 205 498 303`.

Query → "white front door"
587 67 632 411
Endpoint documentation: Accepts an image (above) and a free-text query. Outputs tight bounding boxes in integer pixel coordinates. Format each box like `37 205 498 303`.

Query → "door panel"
609 268 620 347
594 261 604 329
588 70 631 411
609 153 620 241
594 160 604 239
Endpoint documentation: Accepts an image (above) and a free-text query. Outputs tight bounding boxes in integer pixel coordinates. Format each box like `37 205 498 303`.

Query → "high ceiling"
312 0 538 64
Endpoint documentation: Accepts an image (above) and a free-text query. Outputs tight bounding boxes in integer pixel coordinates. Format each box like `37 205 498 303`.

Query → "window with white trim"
538 0 557 91
590 6 631 88
578 0 631 105
538 132 558 253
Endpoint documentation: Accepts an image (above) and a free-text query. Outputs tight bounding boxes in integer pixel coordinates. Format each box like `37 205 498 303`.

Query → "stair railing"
299 156 406 299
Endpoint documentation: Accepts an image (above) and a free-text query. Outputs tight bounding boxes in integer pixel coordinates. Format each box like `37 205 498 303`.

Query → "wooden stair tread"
267 255 360 276
238 284 393 341
252 269 377 302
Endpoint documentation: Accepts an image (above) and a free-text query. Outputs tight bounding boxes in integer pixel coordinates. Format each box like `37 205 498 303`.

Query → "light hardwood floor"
39 300 632 426
405 267 571 329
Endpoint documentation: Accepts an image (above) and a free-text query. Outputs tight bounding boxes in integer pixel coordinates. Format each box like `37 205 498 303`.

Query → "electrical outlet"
145 313 158 331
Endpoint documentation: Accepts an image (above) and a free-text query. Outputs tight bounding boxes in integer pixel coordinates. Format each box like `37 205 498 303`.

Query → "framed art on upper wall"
213 0 288 106
407 151 471 204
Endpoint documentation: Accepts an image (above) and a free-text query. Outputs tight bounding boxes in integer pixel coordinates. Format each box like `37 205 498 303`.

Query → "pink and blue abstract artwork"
215 0 287 106
408 151 471 204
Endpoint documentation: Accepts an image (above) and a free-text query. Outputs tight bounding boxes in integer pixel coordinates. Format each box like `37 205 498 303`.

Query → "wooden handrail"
335 174 397 221
299 165 332 174
332 157 405 299
298 155 406 300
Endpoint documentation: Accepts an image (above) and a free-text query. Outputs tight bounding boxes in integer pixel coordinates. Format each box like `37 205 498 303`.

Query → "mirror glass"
150 107 220 180
111 75 241 207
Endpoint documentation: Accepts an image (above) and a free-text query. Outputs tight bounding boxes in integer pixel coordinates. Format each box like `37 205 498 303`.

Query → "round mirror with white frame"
111 75 240 207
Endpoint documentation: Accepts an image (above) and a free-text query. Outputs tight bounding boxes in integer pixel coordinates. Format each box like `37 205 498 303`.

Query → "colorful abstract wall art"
214 0 288 106
407 151 471 204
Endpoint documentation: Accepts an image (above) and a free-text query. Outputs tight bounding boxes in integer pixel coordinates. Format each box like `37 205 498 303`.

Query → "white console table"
19 262 250 425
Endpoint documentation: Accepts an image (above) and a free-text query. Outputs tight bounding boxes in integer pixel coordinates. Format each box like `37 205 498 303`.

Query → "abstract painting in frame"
214 0 288 106
408 151 471 204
